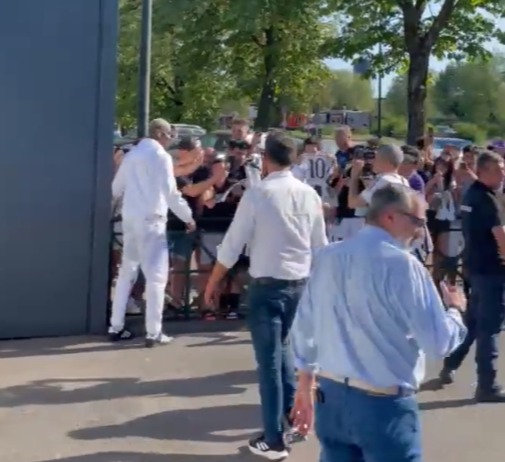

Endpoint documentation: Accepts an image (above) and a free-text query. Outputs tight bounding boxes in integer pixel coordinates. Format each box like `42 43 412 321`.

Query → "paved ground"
1 331 505 462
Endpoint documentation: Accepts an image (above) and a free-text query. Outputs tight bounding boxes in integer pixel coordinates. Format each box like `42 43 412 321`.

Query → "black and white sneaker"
145 333 174 348
248 436 289 460
108 327 134 342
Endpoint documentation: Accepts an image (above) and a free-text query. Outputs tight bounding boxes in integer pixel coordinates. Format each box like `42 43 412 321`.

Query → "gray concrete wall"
0 0 118 338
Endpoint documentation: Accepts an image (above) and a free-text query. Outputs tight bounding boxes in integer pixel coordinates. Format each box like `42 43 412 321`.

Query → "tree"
326 0 505 143
312 70 374 111
384 74 435 119
434 59 505 131
116 0 237 129
161 0 333 129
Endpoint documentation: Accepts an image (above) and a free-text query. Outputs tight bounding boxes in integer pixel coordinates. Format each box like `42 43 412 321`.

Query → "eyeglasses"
398 211 426 228
229 140 250 150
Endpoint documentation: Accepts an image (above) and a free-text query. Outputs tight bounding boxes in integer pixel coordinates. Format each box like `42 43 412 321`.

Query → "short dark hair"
264 132 295 167
401 145 421 164
477 150 503 173
416 136 425 150
176 136 199 151
303 136 319 147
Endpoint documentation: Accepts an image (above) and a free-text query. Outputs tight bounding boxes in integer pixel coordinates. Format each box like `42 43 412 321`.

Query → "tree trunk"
406 50 430 145
255 28 276 131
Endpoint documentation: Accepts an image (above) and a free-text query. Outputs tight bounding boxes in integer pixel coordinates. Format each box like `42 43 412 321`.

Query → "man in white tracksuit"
110 119 195 347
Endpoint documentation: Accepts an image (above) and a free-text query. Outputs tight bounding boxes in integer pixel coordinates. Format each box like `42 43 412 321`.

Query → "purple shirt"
408 171 425 193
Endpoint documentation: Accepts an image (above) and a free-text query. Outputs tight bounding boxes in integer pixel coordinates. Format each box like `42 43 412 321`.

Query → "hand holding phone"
440 281 466 313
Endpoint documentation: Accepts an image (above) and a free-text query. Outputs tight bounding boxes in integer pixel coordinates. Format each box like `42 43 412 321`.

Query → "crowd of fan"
110 120 493 320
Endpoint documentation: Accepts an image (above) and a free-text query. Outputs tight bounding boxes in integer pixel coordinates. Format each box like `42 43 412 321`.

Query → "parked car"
432 137 471 158
173 124 206 137
200 130 304 153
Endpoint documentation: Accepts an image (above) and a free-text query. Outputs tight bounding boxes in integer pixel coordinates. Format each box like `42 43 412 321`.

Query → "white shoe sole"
248 445 289 460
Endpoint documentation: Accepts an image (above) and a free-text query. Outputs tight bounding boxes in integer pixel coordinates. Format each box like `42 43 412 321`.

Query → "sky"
326 17 505 96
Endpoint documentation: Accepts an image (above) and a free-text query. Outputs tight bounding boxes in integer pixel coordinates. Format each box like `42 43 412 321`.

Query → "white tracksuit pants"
110 217 168 337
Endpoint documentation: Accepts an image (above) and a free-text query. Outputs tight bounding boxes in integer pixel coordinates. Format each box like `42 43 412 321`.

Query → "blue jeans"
316 378 422 462
247 277 306 446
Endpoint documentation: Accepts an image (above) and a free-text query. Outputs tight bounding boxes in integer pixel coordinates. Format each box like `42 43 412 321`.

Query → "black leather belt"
251 277 307 286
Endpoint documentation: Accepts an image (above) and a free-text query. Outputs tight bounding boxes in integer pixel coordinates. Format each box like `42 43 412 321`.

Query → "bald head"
148 118 173 147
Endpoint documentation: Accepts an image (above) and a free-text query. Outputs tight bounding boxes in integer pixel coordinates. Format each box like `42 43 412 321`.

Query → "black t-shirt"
462 181 505 275
167 166 210 231
333 166 365 219
199 166 247 232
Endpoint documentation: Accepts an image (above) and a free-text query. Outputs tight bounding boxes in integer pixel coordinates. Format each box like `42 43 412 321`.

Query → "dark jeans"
316 378 422 462
247 277 306 446
444 274 505 391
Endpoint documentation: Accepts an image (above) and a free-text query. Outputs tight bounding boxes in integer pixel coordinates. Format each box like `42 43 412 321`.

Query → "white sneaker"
126 298 143 315
145 333 174 348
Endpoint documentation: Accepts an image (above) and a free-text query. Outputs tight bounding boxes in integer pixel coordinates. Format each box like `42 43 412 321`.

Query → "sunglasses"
229 140 250 150
398 211 426 228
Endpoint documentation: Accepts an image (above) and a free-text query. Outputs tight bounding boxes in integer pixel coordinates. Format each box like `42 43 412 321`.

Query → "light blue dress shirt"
291 225 467 390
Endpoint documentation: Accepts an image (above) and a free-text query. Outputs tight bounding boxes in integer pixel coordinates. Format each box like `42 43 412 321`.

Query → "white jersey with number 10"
299 153 335 202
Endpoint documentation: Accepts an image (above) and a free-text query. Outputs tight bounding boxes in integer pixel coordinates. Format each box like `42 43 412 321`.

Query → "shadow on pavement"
69 404 259 443
0 370 256 408
419 378 444 392
186 332 251 348
0 324 248 359
0 336 144 359
36 447 256 462
419 398 475 411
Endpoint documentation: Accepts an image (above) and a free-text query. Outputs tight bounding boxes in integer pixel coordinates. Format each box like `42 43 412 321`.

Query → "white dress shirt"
112 138 192 223
217 170 328 279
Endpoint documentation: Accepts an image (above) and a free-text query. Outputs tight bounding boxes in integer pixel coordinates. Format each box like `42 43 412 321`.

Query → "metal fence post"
137 0 152 139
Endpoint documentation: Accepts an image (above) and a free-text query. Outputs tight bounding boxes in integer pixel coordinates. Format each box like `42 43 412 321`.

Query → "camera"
351 145 375 177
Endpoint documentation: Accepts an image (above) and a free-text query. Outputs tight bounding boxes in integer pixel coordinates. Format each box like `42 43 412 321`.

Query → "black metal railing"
109 217 465 320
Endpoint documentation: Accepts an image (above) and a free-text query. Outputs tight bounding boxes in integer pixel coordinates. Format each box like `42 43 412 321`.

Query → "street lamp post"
137 0 153 139
377 43 383 139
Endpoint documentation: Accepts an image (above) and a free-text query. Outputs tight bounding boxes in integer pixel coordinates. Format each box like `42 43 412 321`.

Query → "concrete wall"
0 0 118 338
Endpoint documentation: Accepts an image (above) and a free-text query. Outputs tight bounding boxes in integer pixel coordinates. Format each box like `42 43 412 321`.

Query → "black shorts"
427 211 451 239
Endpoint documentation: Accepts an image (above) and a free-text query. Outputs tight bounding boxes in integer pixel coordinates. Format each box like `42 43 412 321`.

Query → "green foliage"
380 116 408 139
324 0 505 142
452 122 486 143
384 74 436 118
312 70 374 111
434 59 505 125
116 0 334 129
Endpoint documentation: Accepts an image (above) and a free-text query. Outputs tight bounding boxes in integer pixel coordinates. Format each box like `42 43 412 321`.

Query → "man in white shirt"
348 144 410 215
204 131 328 460
110 119 195 347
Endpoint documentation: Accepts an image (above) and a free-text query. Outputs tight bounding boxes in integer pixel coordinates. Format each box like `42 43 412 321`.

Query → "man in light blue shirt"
290 185 467 462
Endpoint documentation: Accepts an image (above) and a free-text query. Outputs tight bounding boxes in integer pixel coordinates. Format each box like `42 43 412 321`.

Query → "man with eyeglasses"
291 185 467 462
110 118 195 347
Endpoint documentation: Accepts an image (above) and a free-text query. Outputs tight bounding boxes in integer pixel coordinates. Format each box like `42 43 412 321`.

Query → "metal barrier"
109 217 465 321
110 217 248 320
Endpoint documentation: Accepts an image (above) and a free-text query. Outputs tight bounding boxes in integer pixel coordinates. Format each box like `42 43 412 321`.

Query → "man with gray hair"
111 118 195 347
290 184 467 462
348 144 410 212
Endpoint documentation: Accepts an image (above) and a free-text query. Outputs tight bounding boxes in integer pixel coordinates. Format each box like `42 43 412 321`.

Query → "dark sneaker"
108 327 134 342
475 386 505 403
438 368 455 385
145 333 174 348
248 435 289 460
